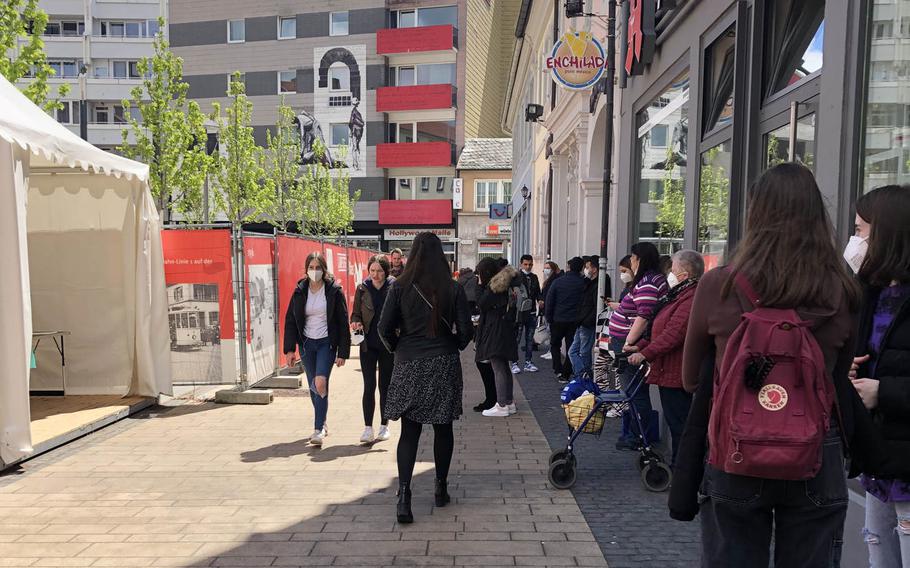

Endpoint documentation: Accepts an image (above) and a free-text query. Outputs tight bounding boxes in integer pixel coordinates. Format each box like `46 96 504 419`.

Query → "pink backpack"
707 273 834 480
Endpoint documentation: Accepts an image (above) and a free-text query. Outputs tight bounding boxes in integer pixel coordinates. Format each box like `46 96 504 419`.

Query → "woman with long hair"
351 254 394 444
283 252 351 446
474 257 520 418
849 185 910 568
378 232 472 524
680 163 875 566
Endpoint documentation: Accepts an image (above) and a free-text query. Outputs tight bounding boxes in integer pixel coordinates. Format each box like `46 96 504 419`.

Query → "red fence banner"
276 236 322 357
244 236 277 383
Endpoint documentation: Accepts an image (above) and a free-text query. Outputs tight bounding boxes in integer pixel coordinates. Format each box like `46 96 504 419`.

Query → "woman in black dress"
378 232 473 523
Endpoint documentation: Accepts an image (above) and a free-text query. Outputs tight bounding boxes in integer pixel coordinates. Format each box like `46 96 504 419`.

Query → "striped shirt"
608 270 668 341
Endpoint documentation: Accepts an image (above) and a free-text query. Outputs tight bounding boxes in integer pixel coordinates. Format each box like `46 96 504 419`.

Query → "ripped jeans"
865 495 910 568
300 337 336 431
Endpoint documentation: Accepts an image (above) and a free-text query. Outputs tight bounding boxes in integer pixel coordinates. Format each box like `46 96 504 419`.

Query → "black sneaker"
615 438 643 451
473 401 495 412
556 374 569 384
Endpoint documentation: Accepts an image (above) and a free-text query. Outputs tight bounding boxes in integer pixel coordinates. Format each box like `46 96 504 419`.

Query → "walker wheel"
636 450 664 471
548 459 577 490
549 448 574 466
641 462 672 492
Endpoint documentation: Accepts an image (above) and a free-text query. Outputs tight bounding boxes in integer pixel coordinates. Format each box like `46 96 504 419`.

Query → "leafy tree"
211 73 270 224
654 147 685 242
1 0 69 110
262 100 305 231
299 141 359 235
120 20 211 223
697 145 731 253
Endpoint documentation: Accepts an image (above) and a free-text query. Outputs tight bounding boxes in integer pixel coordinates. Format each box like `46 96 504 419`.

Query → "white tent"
0 76 171 467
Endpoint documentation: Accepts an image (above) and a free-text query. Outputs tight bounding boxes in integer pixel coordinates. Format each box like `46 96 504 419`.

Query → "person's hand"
335 358 346 367
852 378 880 410
538 300 544 310
622 344 639 353
285 351 298 368
609 302 620 310
628 353 646 366
351 322 363 332
849 354 870 380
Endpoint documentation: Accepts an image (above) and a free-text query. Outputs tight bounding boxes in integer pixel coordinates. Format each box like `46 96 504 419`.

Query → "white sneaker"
510 362 522 374
482 403 511 417
508 403 517 415
524 361 539 372
309 428 327 446
541 352 553 360
376 425 391 441
360 426 374 444
606 406 623 418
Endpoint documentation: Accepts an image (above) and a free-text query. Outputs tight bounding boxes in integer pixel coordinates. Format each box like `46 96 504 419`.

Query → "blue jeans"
515 312 536 363
568 325 595 379
300 336 336 430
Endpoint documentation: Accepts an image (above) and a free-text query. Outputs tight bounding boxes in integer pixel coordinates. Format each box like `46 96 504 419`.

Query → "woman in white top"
283 252 351 446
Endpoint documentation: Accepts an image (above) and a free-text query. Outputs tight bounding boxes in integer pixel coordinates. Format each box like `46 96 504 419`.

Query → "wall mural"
310 44 367 176
294 110 335 166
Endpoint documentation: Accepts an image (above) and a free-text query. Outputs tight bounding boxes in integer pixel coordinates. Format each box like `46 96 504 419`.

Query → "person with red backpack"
680 163 877 567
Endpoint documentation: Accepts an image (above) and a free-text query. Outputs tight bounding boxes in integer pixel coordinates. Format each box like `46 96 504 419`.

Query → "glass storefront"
698 142 732 270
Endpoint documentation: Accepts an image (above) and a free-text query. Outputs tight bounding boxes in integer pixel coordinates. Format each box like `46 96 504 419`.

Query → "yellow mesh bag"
563 393 605 434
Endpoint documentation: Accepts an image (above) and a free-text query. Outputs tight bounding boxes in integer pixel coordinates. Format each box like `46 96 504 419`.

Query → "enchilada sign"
546 30 607 90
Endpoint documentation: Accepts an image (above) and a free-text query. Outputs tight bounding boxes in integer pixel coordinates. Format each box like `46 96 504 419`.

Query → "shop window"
478 241 504 261
704 26 735 134
634 71 689 254
698 142 732 269
763 0 824 98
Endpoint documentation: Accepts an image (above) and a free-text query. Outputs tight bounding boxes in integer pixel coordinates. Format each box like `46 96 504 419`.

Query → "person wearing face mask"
283 252 351 446
609 255 635 309
624 250 703 465
569 255 612 381
847 185 910 568
539 261 562 360
511 255 542 374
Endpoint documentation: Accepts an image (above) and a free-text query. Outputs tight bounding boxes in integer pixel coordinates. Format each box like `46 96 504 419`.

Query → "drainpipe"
596 0 617 315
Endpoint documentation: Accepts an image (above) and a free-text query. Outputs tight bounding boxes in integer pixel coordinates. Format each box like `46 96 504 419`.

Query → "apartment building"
169 0 517 255
20 0 166 150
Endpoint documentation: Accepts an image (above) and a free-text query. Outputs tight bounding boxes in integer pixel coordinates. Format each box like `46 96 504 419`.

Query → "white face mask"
522 268 531 275
308 269 324 282
667 272 680 289
620 271 633 284
843 236 868 274
543 268 552 278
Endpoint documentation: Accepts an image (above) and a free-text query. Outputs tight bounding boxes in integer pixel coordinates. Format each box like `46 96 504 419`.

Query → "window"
331 123 349 146
174 287 184 302
44 22 61 36
72 101 81 125
328 65 350 91
61 21 84 37
635 71 689 254
416 63 456 85
112 61 139 78
704 27 735 133
763 0 824 97
228 19 245 43
330 11 349 36
393 10 417 28
279 70 297 93
110 22 125 37
478 241 504 261
698 142 732 267
279 17 296 39
420 177 430 192
417 121 456 144
147 19 160 37
417 5 457 27
209 311 219 328
873 20 894 39
55 102 71 124
329 96 352 107
193 284 218 302
474 180 507 211
398 123 414 143
125 22 141 37
94 106 110 124
113 105 127 124
393 66 415 86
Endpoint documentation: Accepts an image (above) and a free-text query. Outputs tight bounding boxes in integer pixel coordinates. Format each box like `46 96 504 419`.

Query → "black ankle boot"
434 478 450 507
397 482 413 523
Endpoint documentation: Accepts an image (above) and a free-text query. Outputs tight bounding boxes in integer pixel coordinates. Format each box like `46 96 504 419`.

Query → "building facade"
169 0 519 255
455 138 513 269
20 0 167 150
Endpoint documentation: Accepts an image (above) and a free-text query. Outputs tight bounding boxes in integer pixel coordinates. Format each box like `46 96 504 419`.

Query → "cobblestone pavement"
515 353 701 568
0 352 609 568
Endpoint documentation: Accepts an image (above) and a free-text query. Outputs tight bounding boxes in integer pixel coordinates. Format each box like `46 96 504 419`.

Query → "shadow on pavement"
240 440 389 463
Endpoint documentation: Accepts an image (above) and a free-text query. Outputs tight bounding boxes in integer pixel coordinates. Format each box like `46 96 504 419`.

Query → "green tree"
120 20 211 223
697 145 731 251
654 147 685 242
1 0 69 111
211 73 270 224
299 141 359 235
262 100 304 231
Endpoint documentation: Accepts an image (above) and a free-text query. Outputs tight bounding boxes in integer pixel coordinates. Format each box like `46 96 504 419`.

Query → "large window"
391 6 457 28
474 180 510 211
389 121 455 145
763 0 824 97
634 72 689 254
391 177 453 200
698 142 732 270
391 64 456 86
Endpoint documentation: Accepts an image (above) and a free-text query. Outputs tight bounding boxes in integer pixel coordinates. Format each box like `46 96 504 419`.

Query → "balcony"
376 142 454 168
379 199 452 225
376 25 457 55
376 84 456 112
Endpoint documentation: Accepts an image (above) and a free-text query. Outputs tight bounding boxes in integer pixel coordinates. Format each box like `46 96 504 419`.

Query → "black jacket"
857 284 910 478
519 270 542 304
377 279 472 361
545 271 586 324
475 267 520 362
576 274 612 328
283 278 351 359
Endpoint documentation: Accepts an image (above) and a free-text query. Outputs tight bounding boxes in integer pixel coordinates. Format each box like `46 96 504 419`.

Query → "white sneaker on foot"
510 362 522 374
376 425 391 441
360 426 374 444
309 428 327 446
524 361 539 372
541 352 553 360
482 404 511 417
508 403 517 415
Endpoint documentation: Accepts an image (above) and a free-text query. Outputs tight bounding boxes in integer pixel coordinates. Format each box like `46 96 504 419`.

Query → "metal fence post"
233 223 249 391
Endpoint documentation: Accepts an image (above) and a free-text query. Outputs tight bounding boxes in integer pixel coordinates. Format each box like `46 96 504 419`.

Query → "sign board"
625 0 656 76
546 30 608 90
486 224 512 236
489 203 510 220
452 178 463 210
460 239 474 245
384 228 456 241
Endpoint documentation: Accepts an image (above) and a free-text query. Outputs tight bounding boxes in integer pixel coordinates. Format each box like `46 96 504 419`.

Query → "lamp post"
78 65 88 141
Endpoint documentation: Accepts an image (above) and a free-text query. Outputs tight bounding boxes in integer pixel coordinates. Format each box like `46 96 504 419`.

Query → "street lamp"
78 65 88 141
520 185 530 200
565 0 585 18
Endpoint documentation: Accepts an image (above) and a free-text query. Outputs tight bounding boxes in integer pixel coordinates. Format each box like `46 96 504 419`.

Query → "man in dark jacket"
512 254 542 374
568 255 610 381
545 256 586 382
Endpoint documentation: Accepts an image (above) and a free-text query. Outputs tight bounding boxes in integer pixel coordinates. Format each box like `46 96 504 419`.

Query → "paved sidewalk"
0 352 609 568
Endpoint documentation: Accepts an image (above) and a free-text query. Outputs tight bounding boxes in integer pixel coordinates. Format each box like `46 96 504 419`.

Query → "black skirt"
384 353 463 424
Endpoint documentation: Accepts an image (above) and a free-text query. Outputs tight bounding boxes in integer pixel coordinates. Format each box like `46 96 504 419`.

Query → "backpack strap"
730 269 762 309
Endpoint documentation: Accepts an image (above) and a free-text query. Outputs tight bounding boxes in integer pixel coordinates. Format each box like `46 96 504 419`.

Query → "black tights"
397 417 454 484
361 348 393 426
476 361 497 406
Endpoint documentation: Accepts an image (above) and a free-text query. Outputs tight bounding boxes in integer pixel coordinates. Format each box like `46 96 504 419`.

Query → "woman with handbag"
378 232 472 524
283 252 351 446
474 258 520 418
351 254 394 444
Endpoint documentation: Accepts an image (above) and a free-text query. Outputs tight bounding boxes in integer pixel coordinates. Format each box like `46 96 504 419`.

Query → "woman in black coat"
474 258 519 418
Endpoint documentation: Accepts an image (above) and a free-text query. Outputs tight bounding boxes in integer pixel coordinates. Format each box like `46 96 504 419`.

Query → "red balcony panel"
376 142 453 168
377 25 456 55
376 84 454 112
379 200 452 225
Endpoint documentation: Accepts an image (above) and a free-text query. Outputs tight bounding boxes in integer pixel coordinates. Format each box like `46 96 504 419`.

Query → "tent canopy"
0 76 171 467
